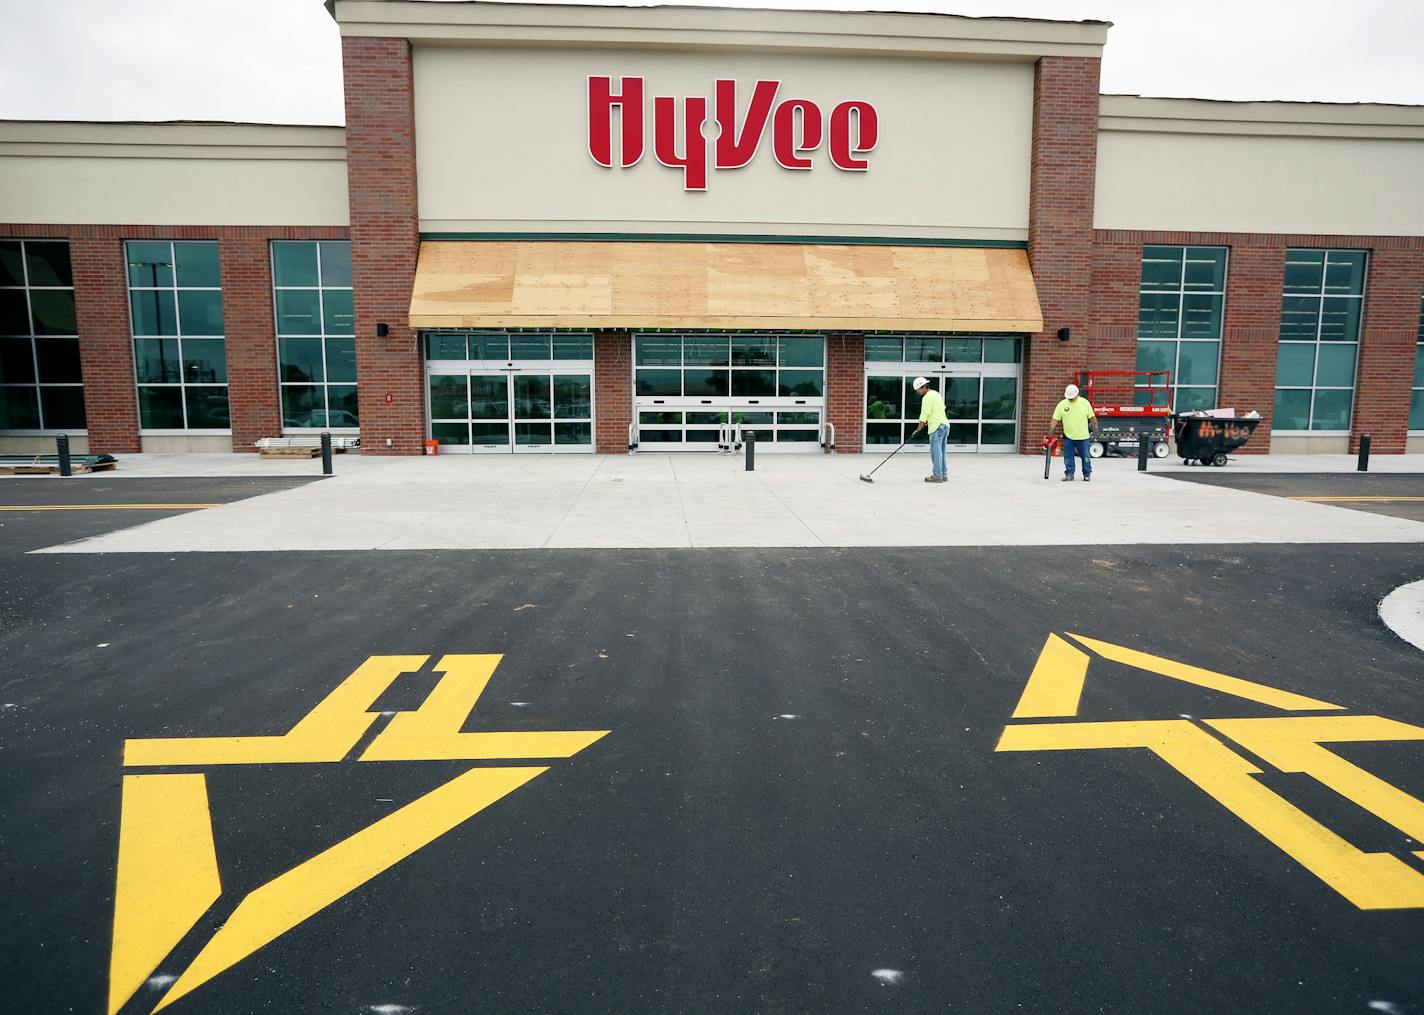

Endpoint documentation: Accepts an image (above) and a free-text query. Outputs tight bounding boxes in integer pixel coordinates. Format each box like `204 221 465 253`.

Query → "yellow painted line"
1066 632 1342 712
1287 496 1424 503
997 718 1424 910
0 503 219 511
1010 633 1089 719
153 766 547 1011
109 774 221 1015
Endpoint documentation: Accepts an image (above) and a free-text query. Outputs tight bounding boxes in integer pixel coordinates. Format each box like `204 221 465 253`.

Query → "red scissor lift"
1075 370 1173 460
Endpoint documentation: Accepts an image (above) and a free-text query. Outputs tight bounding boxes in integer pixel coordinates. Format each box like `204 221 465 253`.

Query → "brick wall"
1356 245 1424 453
69 236 140 453
594 330 631 453
1088 230 1424 453
1022 56 1101 451
221 237 282 450
1 223 346 454
825 332 864 453
343 36 425 456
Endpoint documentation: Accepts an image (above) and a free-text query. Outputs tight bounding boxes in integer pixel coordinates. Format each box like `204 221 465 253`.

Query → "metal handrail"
821 420 835 453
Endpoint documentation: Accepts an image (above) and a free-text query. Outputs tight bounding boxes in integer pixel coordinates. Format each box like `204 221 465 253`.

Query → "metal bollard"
1357 433 1371 472
745 432 756 471
320 431 333 476
1137 434 1149 472
56 433 72 477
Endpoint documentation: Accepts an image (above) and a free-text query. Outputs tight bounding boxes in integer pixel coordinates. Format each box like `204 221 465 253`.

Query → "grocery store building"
2 0 1422 458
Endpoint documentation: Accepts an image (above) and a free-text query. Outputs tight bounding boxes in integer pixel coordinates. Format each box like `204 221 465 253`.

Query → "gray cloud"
0 0 1420 125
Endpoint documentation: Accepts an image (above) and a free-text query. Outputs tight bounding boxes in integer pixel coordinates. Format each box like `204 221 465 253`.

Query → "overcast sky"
1 0 1421 124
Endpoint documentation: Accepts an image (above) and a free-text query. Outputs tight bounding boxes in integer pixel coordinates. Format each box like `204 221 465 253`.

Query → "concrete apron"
28 452 1424 553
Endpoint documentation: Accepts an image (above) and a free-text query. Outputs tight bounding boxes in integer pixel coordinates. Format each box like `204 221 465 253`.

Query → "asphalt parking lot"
1162 471 1424 522
0 477 319 553
2 528 1423 1013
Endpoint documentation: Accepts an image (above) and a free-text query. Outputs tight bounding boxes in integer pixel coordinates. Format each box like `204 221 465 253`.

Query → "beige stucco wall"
0 435 90 455
0 123 349 226
1268 435 1351 454
413 46 1034 241
140 435 233 453
1094 98 1424 236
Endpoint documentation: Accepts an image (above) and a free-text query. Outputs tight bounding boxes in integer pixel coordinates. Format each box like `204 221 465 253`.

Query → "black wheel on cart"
1181 457 1191 465
1211 452 1228 467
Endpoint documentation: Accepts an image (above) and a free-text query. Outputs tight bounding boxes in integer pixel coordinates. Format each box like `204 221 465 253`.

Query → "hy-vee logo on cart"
587 75 879 191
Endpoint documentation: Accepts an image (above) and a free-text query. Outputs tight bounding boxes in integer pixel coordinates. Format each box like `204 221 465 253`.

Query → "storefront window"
633 333 824 399
423 331 594 362
1272 249 1366 431
0 239 84 431
1134 245 1226 411
127 240 229 430
273 241 356 430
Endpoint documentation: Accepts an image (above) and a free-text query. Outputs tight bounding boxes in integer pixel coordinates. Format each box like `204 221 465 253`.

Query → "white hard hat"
1064 383 1080 399
912 376 930 389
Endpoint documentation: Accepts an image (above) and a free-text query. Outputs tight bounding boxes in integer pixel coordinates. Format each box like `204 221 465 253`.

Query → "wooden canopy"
408 240 1043 332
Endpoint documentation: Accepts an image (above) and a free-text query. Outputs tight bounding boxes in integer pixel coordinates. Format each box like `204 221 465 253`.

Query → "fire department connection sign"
587 76 879 191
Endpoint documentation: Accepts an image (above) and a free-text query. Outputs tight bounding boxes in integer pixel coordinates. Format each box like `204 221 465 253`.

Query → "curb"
1379 579 1424 653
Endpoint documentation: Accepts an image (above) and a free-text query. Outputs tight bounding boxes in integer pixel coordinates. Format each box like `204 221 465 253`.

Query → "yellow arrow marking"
1065 633 1342 712
108 774 221 1015
153 766 547 1012
112 654 611 1010
997 719 1424 910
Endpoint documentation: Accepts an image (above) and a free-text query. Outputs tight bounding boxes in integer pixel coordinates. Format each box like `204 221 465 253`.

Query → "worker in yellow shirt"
911 376 950 483
1049 383 1098 482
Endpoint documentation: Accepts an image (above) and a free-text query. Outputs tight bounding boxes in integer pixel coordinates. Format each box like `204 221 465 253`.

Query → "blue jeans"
929 423 949 478
1062 437 1092 478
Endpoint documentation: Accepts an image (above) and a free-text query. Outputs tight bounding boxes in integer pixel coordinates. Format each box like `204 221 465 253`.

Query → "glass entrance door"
863 335 1022 453
424 331 595 454
632 332 826 452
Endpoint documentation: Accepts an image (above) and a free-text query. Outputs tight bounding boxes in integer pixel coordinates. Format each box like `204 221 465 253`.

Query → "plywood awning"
408 240 1044 333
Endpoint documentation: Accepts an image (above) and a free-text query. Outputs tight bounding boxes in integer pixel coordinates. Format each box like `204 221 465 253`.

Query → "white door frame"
426 359 596 454
863 362 1021 454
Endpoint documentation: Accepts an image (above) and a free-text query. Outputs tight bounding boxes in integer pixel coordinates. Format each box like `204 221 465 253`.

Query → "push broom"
859 438 909 483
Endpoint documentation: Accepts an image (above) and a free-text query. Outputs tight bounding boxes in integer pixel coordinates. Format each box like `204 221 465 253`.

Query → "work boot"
924 476 936 483
931 476 948 483
1084 475 1092 483
1061 475 1075 481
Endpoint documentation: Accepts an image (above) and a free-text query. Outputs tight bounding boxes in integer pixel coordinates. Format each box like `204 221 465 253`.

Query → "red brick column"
1354 245 1424 453
70 236 140 453
594 330 631 453
1219 242 1285 451
1022 56 1101 452
825 332 863 453
343 37 424 455
221 236 281 450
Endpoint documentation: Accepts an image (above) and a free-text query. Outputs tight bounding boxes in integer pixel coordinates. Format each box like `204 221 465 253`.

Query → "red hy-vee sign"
588 76 879 191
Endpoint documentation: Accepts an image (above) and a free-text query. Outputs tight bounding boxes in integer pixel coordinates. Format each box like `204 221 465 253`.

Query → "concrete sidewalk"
31 451 1424 552
14 450 1424 480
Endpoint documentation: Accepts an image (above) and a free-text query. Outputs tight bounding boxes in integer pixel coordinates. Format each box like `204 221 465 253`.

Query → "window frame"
271 240 358 433
126 239 231 434
1134 244 1228 412
1271 248 1368 435
0 238 85 434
